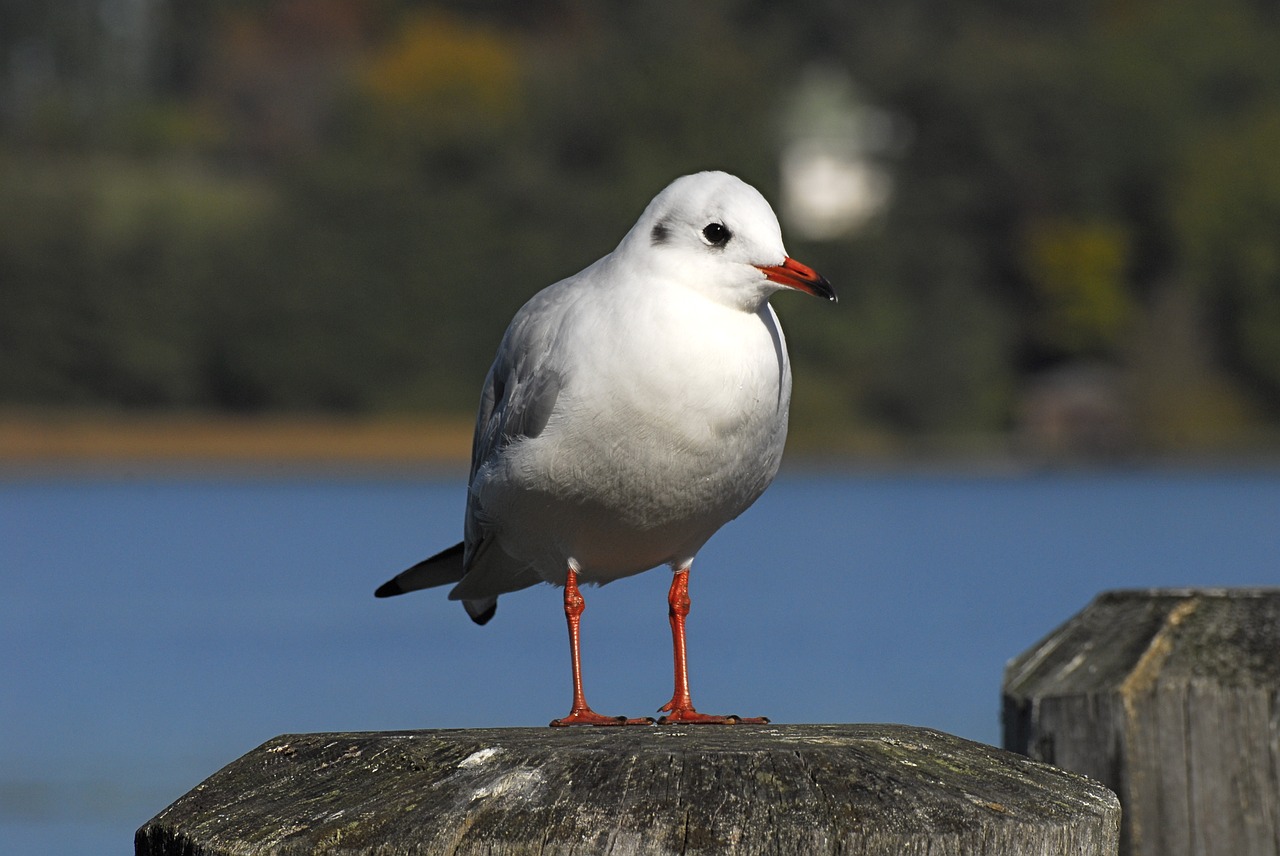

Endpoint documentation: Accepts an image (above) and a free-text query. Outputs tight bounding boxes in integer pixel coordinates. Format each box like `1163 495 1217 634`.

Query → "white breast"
474 290 792 584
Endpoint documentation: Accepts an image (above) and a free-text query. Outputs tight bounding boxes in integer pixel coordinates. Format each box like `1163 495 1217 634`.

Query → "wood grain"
1004 588 1280 856
136 723 1119 855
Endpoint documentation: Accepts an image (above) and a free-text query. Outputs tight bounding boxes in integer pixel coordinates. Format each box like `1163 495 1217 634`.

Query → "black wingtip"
375 542 467 599
374 579 403 598
470 603 497 625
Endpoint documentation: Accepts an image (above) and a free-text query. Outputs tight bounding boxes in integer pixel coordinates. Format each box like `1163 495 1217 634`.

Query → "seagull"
376 170 835 726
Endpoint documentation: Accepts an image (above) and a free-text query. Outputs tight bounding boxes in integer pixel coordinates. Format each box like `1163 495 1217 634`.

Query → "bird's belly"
478 398 786 584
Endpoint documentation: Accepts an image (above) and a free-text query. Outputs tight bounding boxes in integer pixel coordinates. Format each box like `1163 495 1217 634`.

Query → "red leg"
550 566 652 727
658 567 769 725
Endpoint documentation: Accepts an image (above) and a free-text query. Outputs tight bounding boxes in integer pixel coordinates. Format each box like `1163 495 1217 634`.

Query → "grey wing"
454 302 566 597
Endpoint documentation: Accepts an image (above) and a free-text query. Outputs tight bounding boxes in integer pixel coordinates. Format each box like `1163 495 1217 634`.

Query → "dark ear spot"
650 222 670 245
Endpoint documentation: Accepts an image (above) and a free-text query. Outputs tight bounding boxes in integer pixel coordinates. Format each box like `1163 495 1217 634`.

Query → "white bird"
376 170 835 726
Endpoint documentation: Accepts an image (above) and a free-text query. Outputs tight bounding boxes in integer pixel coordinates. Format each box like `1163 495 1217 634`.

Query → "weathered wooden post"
1003 588 1280 856
136 724 1119 855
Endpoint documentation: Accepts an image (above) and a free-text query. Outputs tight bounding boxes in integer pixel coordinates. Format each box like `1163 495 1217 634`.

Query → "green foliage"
1022 220 1133 356
1174 110 1280 399
3 0 1280 450
0 156 274 406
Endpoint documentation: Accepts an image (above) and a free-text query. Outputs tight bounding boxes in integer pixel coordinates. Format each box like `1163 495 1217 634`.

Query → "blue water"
2 467 1278 854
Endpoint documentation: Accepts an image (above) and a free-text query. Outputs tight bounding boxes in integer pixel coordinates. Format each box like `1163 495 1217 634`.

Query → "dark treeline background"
3 0 1279 456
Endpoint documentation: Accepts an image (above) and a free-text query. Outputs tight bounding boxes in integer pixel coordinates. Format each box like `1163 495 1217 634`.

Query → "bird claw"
550 709 655 727
657 707 770 725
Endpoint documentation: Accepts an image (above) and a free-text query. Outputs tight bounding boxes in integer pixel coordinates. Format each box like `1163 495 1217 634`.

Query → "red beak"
755 257 837 302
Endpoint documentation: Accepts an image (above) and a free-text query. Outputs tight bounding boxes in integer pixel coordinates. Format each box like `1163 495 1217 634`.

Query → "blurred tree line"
2 0 1279 454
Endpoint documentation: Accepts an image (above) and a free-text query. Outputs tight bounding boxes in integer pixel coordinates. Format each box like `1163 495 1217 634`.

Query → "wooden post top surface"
136 723 1119 856
1005 587 1280 699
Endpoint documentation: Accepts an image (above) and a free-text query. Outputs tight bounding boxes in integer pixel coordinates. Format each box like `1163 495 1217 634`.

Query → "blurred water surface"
3 466 1278 854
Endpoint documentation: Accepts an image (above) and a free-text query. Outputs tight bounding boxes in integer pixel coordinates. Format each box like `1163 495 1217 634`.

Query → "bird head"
621 171 836 312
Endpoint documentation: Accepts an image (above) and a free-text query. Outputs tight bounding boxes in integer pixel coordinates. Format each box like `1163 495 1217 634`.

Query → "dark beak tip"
810 276 838 304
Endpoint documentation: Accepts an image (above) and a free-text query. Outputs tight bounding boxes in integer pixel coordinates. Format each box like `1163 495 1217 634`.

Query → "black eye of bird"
702 222 731 246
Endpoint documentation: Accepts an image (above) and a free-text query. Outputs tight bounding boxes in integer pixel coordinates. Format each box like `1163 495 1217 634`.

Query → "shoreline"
0 411 475 475
2 410 1278 479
